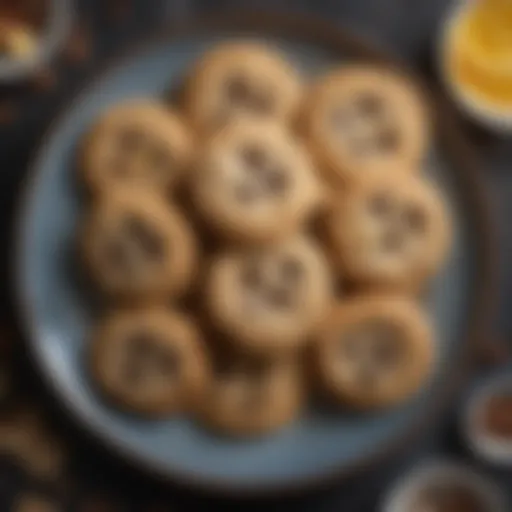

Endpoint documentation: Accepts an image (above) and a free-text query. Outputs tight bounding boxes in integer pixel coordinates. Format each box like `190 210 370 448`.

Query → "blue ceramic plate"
14 13 496 496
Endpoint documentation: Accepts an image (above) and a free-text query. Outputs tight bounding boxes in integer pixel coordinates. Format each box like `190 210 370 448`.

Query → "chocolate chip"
241 145 267 172
403 206 426 233
241 259 263 289
355 93 384 117
126 332 155 358
155 348 180 378
118 128 143 151
264 168 287 194
281 258 302 283
267 285 294 309
369 193 393 217
225 75 272 113
245 359 268 381
376 128 399 152
226 74 251 103
104 238 129 268
124 332 179 382
374 338 400 366
123 216 164 260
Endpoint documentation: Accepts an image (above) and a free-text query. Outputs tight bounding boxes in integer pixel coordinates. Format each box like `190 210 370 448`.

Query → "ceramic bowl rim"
12 10 499 498
381 459 508 512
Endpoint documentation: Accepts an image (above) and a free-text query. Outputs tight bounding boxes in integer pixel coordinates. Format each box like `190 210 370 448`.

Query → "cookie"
90 307 208 416
326 173 452 291
315 296 434 410
199 354 302 436
81 100 192 195
80 191 197 301
183 41 303 135
301 66 429 188
206 235 333 354
191 118 322 244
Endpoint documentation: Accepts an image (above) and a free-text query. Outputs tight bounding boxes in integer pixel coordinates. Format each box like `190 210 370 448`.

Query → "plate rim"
12 9 499 498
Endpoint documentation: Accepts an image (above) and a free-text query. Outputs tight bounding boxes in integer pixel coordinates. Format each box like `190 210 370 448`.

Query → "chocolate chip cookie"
81 100 192 195
183 41 303 135
315 296 434 410
326 173 452 291
191 118 322 244
199 354 303 436
206 235 333 354
301 66 429 188
90 307 208 416
80 191 198 301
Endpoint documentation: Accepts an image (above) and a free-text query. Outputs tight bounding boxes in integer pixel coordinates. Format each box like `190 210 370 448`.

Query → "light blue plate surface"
14 25 492 494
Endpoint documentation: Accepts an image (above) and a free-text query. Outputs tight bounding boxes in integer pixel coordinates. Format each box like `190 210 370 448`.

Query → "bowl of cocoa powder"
0 0 71 82
464 369 512 466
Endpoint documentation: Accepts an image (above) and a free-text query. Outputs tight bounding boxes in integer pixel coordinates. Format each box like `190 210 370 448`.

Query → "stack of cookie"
77 41 452 437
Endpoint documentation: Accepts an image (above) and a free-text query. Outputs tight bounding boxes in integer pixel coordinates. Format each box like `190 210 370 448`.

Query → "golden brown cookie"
206 235 333 354
198 353 303 437
81 100 192 195
301 66 429 188
80 190 197 301
326 173 452 291
90 307 208 416
315 296 435 410
183 41 303 135
191 118 322 244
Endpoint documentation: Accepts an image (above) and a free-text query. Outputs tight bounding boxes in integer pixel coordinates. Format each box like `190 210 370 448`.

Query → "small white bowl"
438 0 512 134
381 459 507 512
0 0 72 83
464 372 512 466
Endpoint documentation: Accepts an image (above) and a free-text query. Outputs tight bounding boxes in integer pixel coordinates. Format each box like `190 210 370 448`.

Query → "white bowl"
438 0 512 134
464 373 512 466
0 0 72 83
381 459 507 512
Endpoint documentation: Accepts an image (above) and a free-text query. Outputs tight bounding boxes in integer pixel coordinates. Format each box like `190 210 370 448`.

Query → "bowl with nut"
0 0 71 83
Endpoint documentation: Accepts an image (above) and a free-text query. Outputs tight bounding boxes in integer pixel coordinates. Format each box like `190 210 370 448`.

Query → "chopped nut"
13 492 58 512
64 24 92 64
0 100 18 125
0 406 67 481
31 67 58 92
0 19 38 60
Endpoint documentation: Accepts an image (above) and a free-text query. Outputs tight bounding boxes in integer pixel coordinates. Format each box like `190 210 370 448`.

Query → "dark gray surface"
1 1 511 510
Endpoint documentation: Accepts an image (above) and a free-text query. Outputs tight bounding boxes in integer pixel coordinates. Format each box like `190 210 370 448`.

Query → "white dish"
0 0 72 83
381 459 507 512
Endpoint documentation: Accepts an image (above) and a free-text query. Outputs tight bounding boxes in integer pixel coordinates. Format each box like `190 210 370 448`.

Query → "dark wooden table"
1 1 511 510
